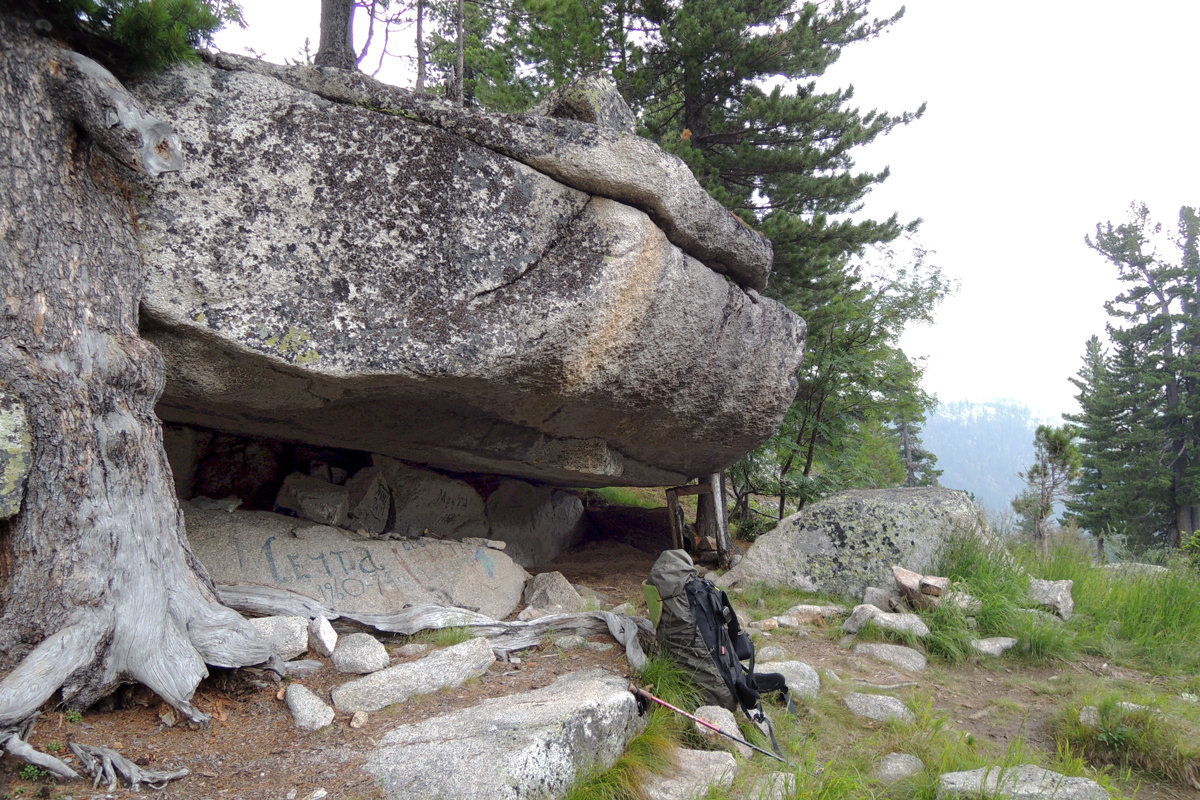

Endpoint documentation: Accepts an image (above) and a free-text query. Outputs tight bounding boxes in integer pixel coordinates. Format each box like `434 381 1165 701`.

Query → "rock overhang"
132 59 806 487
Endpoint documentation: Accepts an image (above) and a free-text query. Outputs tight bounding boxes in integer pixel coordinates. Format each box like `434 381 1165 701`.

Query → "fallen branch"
0 715 78 780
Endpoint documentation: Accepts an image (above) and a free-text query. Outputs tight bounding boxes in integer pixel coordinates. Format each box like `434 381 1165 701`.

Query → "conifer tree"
1069 205 1200 549
1013 425 1080 555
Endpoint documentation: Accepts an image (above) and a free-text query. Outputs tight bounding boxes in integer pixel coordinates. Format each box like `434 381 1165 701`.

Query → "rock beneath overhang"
131 61 805 487
184 506 529 619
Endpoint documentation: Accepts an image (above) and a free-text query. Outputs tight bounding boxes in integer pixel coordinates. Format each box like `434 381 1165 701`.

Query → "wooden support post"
665 477 730 567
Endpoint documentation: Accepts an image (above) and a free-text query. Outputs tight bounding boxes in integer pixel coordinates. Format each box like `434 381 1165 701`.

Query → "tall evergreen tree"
1069 204 1200 549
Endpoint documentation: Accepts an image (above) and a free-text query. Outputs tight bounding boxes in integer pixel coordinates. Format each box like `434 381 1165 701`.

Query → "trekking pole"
628 683 786 763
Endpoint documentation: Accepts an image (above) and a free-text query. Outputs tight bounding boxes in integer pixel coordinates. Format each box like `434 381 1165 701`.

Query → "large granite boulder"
130 59 806 488
718 488 984 599
185 506 529 619
486 479 585 567
366 670 644 799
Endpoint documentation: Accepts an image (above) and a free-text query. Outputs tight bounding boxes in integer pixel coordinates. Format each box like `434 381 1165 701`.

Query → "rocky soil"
0 537 1190 800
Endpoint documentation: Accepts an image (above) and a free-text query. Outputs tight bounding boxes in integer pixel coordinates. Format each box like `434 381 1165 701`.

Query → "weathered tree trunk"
0 14 268 752
314 0 357 70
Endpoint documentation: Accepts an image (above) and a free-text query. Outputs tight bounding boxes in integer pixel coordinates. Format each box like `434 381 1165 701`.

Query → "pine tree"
1012 425 1080 555
1075 204 1200 548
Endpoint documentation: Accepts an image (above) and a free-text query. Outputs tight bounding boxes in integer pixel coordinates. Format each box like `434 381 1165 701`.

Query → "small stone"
842 604 880 634
350 710 369 729
970 637 1017 657
523 572 585 613
862 586 903 612
274 472 349 527
870 612 930 638
874 752 924 783
693 706 750 758
919 576 950 596
1029 578 1075 620
286 684 335 731
283 659 324 677
757 660 820 700
394 642 430 658
642 749 736 800
844 692 914 724
308 616 337 657
757 645 786 662
1078 705 1100 727
517 607 552 621
750 618 780 631
945 591 982 615
584 641 614 652
332 633 390 674
936 764 1108 800
554 635 586 650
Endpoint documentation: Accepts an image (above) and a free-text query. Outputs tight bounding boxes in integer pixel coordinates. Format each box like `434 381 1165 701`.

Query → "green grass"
635 653 702 713
728 583 844 620
1055 693 1200 790
563 708 680 800
409 626 473 648
587 487 665 510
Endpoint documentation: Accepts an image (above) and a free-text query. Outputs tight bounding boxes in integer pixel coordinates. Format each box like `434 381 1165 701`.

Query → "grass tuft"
563 708 680 800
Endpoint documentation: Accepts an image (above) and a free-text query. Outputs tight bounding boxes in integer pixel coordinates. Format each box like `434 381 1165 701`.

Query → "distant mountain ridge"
923 400 1047 519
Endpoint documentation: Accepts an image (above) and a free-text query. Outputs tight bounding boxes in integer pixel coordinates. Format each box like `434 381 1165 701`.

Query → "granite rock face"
719 488 984 598
365 670 644 800
131 60 806 488
185 506 529 619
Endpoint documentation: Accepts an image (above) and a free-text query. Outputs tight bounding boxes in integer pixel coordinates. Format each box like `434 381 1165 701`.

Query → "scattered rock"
484 480 584 567
1101 562 1168 578
1078 705 1100 727
248 615 309 661
366 670 645 800
274 472 350 527
750 618 780 631
344 466 392 535
642 749 736 800
863 586 903 613
970 637 1018 657
374 458 489 540
757 645 786 662
945 590 982 615
584 641 614 652
718 488 983 597
517 607 552 621
308 616 337 657
285 684 335 731
554 635 587 651
893 566 931 610
758 660 820 700
936 764 1109 800
920 575 950 597
283 659 324 678
1018 608 1065 626
523 571 586 613
844 692 915 724
693 706 750 758
187 507 529 620
852 642 928 673
350 710 369 729
1029 578 1074 620
610 602 635 616
332 632 390 674
874 752 924 783
331 637 496 713
872 611 930 638
843 604 880 634
394 643 429 658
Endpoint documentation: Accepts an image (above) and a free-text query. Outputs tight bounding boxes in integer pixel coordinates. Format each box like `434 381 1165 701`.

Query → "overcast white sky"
214 1 1200 421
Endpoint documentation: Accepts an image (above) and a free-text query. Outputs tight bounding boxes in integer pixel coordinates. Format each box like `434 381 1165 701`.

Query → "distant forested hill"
923 400 1042 519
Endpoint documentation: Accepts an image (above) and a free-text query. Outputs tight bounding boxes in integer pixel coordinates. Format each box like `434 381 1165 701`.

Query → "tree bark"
0 15 268 738
314 0 357 70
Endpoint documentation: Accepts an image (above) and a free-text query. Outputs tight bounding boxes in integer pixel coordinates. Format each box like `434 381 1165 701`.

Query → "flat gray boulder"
844 692 914 724
937 764 1109 800
132 59 805 488
970 637 1018 657
485 479 584 567
331 636 495 713
853 642 927 673
366 670 645 800
758 660 820 700
186 507 529 619
718 488 983 598
643 748 736 800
